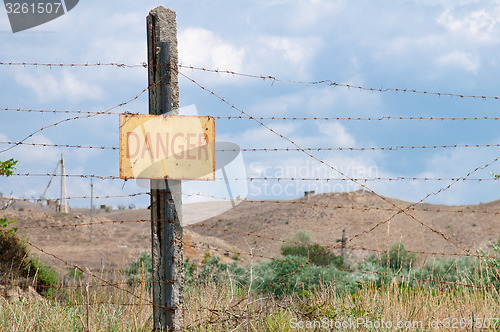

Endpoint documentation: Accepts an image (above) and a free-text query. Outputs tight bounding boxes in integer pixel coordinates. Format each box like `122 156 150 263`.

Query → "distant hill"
187 190 500 263
2 191 500 275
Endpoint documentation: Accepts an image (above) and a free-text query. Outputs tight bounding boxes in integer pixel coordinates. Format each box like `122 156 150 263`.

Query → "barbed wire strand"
179 65 500 101
2 60 500 100
0 61 148 68
5 108 500 121
7 173 500 182
3 140 500 152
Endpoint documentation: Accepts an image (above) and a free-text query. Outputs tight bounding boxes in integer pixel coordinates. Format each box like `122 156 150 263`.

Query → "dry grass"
1 279 499 331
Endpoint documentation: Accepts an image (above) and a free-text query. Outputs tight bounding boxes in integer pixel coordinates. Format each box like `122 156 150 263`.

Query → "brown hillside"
187 190 500 263
2 191 500 276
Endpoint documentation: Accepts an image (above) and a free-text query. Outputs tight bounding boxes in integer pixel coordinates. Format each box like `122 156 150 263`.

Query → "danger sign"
119 114 215 180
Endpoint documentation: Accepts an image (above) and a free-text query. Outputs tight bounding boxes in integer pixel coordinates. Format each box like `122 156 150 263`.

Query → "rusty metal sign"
119 114 215 180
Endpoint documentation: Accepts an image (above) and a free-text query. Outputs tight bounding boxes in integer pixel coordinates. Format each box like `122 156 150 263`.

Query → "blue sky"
1 0 500 209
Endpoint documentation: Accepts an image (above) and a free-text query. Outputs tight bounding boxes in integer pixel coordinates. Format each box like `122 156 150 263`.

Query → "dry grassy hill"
187 190 500 263
1 190 500 276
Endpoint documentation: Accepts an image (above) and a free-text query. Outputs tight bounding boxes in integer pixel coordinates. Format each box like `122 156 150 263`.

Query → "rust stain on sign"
119 114 215 180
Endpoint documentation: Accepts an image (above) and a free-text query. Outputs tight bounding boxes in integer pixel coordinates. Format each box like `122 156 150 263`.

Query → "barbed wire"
223 144 500 151
0 61 148 68
8 173 500 182
5 108 500 121
179 65 500 101
1 107 124 115
2 60 499 101
9 173 122 180
4 192 149 202
3 140 500 152
224 177 500 182
0 141 117 150
214 115 500 121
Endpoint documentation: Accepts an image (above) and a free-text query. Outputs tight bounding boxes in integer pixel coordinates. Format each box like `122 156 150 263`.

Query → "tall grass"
1 277 499 331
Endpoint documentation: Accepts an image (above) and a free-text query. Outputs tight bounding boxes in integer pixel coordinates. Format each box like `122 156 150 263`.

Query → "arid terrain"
2 190 500 275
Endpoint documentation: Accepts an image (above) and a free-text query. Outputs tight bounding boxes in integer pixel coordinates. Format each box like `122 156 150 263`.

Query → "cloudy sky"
1 0 500 209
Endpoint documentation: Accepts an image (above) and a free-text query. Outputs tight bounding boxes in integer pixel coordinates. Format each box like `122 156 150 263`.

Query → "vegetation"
1 274 499 331
0 217 18 234
280 230 345 268
0 232 499 330
0 230 59 296
0 158 17 176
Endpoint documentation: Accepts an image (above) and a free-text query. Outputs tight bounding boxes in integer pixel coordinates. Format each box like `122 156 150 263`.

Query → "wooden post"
147 6 183 331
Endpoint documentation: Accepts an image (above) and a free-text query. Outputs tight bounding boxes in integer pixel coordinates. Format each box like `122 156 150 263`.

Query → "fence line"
5 108 500 122
3 60 500 101
8 173 500 182
178 65 500 101
4 140 500 152
0 61 148 68
2 60 500 323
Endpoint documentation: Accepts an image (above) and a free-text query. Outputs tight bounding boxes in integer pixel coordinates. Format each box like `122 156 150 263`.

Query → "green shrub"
0 218 17 234
367 243 416 271
281 230 345 268
0 158 17 176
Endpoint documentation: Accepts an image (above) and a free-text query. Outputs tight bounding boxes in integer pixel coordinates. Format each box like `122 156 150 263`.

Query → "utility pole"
336 229 347 266
147 7 183 331
89 178 93 242
60 154 68 213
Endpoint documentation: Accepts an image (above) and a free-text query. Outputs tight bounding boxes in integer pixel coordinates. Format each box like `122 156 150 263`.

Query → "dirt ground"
2 190 499 276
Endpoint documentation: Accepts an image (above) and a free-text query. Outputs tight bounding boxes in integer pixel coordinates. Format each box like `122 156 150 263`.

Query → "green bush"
380 243 416 271
0 158 17 176
281 230 345 268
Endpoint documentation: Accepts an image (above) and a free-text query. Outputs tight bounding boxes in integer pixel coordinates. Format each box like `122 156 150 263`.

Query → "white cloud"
437 9 500 42
317 122 356 147
435 51 480 73
305 84 383 116
179 27 245 71
248 94 305 116
13 70 104 103
266 0 346 29
261 36 322 66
